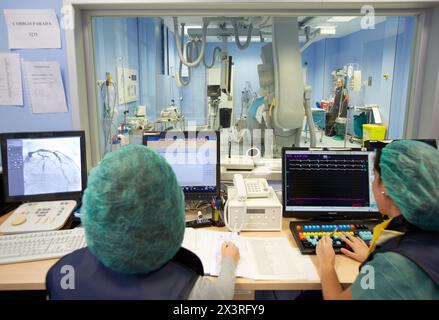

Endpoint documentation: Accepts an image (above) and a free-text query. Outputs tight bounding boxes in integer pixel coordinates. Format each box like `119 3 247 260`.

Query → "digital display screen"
144 131 218 195
283 150 378 214
6 136 83 197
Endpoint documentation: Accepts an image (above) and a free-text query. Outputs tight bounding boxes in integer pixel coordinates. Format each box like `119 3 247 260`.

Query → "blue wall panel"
0 0 72 135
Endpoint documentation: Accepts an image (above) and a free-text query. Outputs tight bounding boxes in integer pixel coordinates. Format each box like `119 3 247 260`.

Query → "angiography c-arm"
256 17 317 153
173 17 255 89
171 16 317 151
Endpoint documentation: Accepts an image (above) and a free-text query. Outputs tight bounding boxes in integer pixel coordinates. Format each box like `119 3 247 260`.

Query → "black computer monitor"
282 148 381 219
0 131 87 203
364 139 438 150
143 130 220 200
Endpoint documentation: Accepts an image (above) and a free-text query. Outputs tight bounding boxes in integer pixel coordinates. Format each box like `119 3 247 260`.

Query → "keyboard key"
0 228 86 265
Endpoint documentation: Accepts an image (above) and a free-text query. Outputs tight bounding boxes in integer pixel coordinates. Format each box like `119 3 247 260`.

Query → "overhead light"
326 16 357 22
185 25 202 29
238 36 261 42
184 25 203 36
317 26 337 35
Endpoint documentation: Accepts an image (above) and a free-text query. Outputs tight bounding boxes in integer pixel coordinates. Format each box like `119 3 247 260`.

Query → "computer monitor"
143 131 220 200
282 148 380 219
364 139 438 150
0 131 87 203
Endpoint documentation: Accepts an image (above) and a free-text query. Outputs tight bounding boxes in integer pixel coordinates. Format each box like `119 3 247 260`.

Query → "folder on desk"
182 228 319 281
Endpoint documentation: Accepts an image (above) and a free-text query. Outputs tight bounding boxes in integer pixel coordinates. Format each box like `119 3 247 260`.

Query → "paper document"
210 232 255 278
0 53 23 106
247 237 319 280
182 228 319 281
23 61 67 113
3 9 61 49
182 228 216 273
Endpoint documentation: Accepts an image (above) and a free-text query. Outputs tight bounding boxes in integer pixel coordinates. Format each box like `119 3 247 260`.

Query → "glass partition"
91 15 416 159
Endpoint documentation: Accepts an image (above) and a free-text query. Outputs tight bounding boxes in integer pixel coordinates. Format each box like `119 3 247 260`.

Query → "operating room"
87 14 416 160
2 0 439 303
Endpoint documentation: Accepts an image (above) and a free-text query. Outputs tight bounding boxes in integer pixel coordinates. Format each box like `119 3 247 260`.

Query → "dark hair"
374 148 382 176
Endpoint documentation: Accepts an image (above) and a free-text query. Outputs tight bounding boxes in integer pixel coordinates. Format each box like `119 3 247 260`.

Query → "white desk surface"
0 211 359 292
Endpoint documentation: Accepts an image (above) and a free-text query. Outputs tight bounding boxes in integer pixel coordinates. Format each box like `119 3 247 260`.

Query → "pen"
229 223 238 242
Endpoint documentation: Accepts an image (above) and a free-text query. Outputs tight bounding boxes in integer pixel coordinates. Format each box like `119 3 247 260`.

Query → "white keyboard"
0 228 86 265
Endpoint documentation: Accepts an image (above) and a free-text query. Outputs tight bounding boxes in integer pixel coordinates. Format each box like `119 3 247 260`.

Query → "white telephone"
225 174 282 232
233 174 270 199
0 200 77 234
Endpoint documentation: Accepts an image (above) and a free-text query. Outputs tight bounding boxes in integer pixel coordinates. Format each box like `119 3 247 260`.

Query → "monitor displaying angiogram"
6 136 82 197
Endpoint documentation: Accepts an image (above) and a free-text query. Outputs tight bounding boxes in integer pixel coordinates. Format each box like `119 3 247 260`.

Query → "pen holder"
213 207 225 227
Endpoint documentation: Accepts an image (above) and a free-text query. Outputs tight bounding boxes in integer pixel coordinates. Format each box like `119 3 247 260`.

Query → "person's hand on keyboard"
316 235 335 275
339 232 370 263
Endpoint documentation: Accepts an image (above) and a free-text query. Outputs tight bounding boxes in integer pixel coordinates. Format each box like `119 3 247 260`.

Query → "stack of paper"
182 228 320 281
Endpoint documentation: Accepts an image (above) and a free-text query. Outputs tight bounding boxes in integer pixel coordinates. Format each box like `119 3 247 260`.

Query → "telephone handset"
233 174 270 199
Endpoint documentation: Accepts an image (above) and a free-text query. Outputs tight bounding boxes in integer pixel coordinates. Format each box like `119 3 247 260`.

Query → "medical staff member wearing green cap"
46 144 240 300
316 140 439 300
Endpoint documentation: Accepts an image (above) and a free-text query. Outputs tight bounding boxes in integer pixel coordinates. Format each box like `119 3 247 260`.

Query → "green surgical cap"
380 140 439 231
81 144 185 274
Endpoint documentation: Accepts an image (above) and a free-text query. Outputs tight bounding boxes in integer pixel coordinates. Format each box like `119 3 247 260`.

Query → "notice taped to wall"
0 53 23 106
3 9 61 49
23 61 67 113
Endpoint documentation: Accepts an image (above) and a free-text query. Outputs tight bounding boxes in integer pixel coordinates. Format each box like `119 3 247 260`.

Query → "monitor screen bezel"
364 139 438 150
282 147 381 219
143 130 220 200
0 131 87 203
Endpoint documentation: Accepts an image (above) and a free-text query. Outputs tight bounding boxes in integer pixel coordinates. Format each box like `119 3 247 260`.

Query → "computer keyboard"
290 220 379 254
0 228 86 265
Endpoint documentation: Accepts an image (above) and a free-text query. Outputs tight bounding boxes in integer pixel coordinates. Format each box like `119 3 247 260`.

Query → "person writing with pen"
46 144 240 300
316 140 439 300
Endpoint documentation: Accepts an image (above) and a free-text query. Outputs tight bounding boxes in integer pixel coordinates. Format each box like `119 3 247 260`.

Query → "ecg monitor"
282 148 380 219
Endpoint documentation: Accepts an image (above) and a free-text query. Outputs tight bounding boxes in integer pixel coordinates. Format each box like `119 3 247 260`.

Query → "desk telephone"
225 174 282 231
234 174 271 199
0 201 77 234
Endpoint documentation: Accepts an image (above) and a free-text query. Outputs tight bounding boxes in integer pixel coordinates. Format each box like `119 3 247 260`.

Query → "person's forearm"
216 257 238 299
188 257 237 300
320 266 351 300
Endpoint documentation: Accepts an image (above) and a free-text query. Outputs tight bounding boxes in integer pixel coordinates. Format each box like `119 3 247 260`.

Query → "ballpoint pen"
225 224 236 247
229 222 240 242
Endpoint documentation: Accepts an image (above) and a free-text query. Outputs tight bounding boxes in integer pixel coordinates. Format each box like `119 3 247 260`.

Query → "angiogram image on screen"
21 137 82 196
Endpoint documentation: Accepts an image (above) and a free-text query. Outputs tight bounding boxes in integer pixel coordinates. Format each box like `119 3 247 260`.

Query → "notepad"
182 228 320 281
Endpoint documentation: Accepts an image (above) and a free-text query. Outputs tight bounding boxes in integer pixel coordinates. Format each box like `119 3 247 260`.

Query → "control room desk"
0 211 360 295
